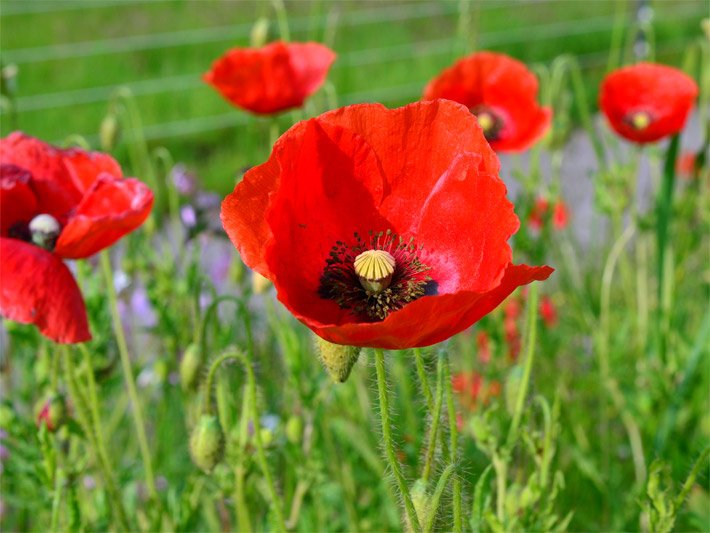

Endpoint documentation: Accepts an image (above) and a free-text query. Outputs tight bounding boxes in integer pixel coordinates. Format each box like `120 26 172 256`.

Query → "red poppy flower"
452 371 501 410
599 63 698 144
539 295 558 328
0 132 153 344
221 100 552 349
476 330 491 364
422 51 551 153
203 40 336 115
528 197 569 232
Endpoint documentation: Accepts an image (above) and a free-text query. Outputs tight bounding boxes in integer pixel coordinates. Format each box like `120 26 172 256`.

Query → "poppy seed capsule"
36 394 67 432
179 343 202 391
29 214 61 250
189 415 225 473
314 335 361 383
353 249 395 294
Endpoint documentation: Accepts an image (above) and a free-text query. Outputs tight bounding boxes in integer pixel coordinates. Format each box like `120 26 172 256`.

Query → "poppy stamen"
319 230 432 321
470 105 504 142
626 111 652 130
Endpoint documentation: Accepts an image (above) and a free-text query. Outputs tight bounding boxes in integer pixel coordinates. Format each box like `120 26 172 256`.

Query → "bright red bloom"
539 295 558 328
203 40 336 115
221 100 552 349
422 52 551 153
0 132 153 343
528 197 569 232
600 63 698 144
476 330 491 364
452 371 501 410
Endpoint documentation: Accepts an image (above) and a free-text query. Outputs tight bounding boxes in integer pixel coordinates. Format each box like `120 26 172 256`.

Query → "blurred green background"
0 0 706 193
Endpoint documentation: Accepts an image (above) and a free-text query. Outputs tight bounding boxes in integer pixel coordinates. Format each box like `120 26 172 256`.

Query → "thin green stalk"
374 348 421 532
442 353 462 532
210 350 286 531
421 356 445 483
424 463 456 533
493 454 507 524
63 345 130 530
272 0 290 41
506 283 540 446
100 251 157 502
234 391 253 533
50 466 64 533
413 348 434 413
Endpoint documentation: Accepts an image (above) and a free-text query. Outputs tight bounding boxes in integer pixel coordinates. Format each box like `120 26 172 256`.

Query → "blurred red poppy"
600 63 698 144
529 197 569 232
0 132 153 343
221 100 552 349
452 371 501 410
539 295 558 328
422 52 551 153
203 40 336 115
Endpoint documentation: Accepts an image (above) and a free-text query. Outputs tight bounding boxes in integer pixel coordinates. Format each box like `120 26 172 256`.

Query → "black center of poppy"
470 105 504 142
318 230 435 321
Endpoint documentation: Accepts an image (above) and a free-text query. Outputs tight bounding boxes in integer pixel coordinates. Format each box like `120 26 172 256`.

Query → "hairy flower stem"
100 251 158 503
443 354 462 532
374 348 421 532
62 345 131 530
421 356 445 483
209 350 286 531
413 348 434 412
234 391 253 533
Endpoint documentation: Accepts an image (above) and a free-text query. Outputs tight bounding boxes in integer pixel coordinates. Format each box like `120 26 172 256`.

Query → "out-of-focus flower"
476 330 491 364
423 51 552 152
203 40 336 115
452 371 501 410
600 63 698 144
170 163 197 196
539 295 558 328
503 296 522 361
221 100 552 349
528 197 569 232
0 132 153 343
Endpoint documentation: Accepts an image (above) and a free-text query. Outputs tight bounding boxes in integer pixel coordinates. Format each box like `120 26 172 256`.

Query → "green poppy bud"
99 113 121 152
189 415 225 473
36 394 67 432
180 343 202 391
285 415 303 445
314 335 361 383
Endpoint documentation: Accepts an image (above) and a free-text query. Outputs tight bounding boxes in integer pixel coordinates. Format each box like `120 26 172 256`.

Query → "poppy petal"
0 237 90 343
1 164 37 236
413 152 519 293
0 132 122 220
296 263 554 350
204 41 335 115
54 175 153 259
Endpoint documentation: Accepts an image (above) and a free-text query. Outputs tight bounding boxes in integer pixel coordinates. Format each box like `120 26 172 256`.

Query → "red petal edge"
0 237 90 343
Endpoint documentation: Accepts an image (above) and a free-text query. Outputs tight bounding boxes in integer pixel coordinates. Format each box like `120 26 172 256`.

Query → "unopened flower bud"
285 415 303 445
408 479 432 530
180 343 202 391
29 214 61 250
251 271 272 294
314 335 361 383
36 394 67 432
250 17 270 48
189 415 224 473
99 113 121 152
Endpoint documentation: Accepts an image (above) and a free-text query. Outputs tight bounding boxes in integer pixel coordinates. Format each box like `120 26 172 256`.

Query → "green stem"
413 348 434 413
63 345 130 530
234 390 253 533
506 283 540 446
272 0 291 41
421 356 445 483
100 251 157 502
374 348 421 532
50 466 64 533
212 349 286 531
493 454 507 524
443 354 462 532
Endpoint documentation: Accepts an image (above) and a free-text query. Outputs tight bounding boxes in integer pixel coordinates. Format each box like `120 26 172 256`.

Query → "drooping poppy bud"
179 343 202 391
314 335 361 383
189 415 225 473
36 394 67 432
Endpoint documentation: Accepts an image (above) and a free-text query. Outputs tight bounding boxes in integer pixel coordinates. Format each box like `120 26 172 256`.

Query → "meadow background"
1 1 709 532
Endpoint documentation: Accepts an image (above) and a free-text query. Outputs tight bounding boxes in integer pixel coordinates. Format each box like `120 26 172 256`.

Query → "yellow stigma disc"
630 112 651 130
354 250 395 281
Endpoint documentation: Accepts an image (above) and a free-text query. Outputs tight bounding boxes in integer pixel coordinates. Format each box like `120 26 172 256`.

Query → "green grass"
1 0 706 193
